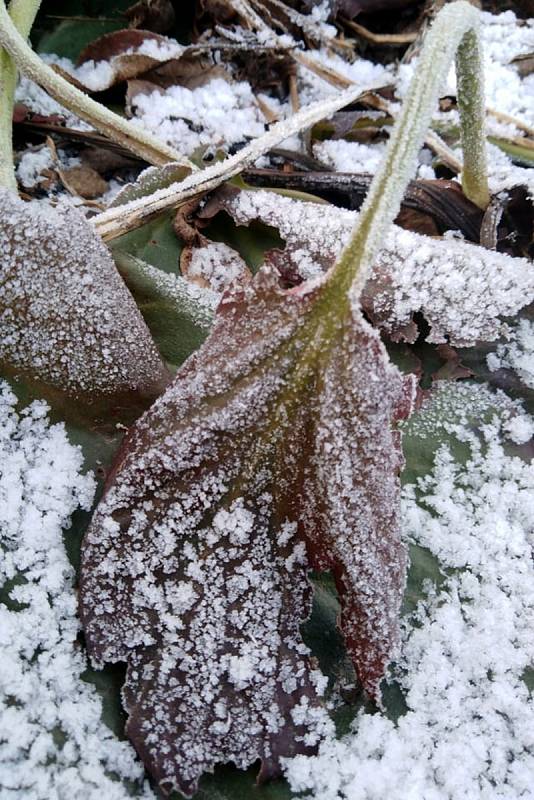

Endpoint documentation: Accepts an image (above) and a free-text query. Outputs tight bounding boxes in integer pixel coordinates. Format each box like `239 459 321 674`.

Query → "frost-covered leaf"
80 265 414 796
109 162 192 209
113 250 215 368
242 170 484 243
174 200 252 293
75 29 186 91
0 190 169 406
285 382 534 799
210 188 534 347
74 27 226 95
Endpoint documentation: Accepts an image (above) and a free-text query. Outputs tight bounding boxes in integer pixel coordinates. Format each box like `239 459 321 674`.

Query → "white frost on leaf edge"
224 189 534 346
488 317 534 390
0 383 155 800
284 382 534 800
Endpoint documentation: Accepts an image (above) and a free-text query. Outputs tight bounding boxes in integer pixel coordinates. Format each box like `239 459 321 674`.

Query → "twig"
342 17 418 46
487 107 534 140
425 130 462 173
92 82 387 241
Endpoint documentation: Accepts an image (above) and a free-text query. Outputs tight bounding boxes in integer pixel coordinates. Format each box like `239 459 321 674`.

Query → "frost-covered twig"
326 0 489 308
0 0 195 169
0 0 40 189
92 81 386 240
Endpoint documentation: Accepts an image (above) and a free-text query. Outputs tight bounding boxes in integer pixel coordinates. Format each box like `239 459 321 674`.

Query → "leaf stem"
0 0 41 190
0 0 195 169
327 0 489 309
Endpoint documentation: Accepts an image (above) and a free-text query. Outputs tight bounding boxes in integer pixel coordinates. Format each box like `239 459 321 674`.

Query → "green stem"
0 0 41 190
0 0 195 169
327 0 489 313
456 28 490 209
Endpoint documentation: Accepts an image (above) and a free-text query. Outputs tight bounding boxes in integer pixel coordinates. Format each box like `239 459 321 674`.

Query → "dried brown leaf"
76 29 184 92
59 165 108 199
174 200 252 293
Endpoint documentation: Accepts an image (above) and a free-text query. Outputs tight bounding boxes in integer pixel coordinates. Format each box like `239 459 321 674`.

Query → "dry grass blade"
342 16 418 46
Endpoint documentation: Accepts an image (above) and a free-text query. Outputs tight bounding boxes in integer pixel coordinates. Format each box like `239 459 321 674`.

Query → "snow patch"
0 382 153 799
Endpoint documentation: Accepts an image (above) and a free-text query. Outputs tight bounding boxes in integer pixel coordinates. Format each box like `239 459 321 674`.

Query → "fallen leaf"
75 29 185 92
174 200 252 292
12 102 65 126
109 160 191 208
0 189 170 408
241 170 483 241
59 165 108 198
432 344 473 382
511 51 534 78
80 264 414 796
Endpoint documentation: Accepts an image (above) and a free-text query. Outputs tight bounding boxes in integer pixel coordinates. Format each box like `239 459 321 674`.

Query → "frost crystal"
0 382 153 799
0 190 168 400
220 189 534 346
487 318 534 389
285 384 534 799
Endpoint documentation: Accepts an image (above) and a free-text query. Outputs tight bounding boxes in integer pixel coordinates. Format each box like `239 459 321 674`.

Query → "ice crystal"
0 190 169 400
285 384 534 799
219 189 534 346
80 266 414 795
0 382 153 799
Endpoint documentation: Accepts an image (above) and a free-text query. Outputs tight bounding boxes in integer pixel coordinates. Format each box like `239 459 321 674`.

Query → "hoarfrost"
221 189 534 346
0 190 169 399
80 265 414 795
129 78 270 156
285 383 534 800
487 317 534 389
0 382 153 799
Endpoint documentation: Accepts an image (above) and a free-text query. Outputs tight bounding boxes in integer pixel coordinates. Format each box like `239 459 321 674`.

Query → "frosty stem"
0 0 195 170
327 1 489 309
0 0 41 190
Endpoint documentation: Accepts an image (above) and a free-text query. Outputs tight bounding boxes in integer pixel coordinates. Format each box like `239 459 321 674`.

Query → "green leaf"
37 19 123 60
35 0 134 60
112 211 183 274
113 250 214 370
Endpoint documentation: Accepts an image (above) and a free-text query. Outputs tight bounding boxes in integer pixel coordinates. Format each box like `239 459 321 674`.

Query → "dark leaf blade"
295 310 414 698
80 270 328 795
120 496 327 798
80 267 413 794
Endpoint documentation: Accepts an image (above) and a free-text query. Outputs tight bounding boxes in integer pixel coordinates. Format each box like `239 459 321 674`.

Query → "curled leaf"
76 29 185 91
208 188 534 346
174 200 251 293
0 189 169 405
80 267 414 795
